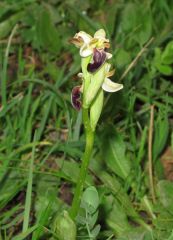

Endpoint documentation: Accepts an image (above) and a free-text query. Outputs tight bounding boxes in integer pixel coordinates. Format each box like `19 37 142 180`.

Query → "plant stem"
70 108 94 220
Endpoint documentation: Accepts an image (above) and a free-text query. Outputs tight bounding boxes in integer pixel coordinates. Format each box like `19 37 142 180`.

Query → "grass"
0 0 173 239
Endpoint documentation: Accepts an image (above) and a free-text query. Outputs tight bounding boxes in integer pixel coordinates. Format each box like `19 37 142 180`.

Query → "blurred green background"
0 0 173 239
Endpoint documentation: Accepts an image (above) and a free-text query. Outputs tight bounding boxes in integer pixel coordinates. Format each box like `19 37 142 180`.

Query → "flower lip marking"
87 48 106 73
71 86 82 111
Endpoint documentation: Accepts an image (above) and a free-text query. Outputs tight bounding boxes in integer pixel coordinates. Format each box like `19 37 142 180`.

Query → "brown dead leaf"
161 147 173 180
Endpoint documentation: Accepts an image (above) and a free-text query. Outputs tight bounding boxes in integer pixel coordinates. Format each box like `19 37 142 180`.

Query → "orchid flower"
70 29 123 116
70 29 110 58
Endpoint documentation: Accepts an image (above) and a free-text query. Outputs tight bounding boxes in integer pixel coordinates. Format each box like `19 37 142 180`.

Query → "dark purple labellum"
87 48 106 73
71 86 82 111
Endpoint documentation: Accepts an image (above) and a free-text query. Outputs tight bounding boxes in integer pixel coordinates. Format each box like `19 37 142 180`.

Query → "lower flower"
71 86 82 111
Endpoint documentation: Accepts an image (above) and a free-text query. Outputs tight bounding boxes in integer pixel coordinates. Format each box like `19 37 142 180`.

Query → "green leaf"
36 8 61 53
0 11 24 39
156 64 173 76
153 112 169 162
121 3 152 45
81 186 99 214
105 196 131 236
154 44 173 75
99 172 139 220
32 201 53 240
12 225 38 240
102 126 131 180
53 210 77 240
162 41 173 65
166 230 173 240
115 48 131 68
137 126 148 164
56 158 93 185
157 180 173 215
153 204 173 239
33 173 64 240
91 224 101 238
116 227 153 240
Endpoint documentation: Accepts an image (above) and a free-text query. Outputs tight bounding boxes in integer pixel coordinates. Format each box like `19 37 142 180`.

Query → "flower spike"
70 29 123 111
70 29 124 222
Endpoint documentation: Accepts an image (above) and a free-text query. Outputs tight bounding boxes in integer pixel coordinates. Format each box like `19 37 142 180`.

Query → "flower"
70 29 110 58
71 86 82 111
70 29 123 111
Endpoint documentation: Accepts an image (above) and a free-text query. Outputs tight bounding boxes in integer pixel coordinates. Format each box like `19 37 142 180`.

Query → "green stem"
70 108 94 220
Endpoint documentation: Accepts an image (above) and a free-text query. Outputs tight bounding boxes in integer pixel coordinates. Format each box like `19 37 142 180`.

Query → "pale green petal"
102 78 123 92
94 29 106 39
80 44 93 57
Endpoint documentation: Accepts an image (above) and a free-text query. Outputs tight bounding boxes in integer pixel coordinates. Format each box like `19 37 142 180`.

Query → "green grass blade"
1 24 18 108
22 132 37 232
12 225 38 240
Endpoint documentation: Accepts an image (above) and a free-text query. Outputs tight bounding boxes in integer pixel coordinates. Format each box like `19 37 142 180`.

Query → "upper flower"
70 29 123 111
70 29 111 58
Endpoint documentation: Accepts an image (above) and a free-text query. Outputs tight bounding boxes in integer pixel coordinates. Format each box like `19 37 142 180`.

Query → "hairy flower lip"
87 48 106 73
71 86 82 111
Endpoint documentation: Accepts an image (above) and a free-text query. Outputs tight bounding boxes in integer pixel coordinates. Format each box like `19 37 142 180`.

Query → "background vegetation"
0 0 173 239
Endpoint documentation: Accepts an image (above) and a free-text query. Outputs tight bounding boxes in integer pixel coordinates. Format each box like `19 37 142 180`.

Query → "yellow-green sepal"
84 64 105 108
90 89 104 131
81 56 92 104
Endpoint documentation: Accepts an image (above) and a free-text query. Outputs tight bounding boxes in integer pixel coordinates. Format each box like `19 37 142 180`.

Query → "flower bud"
90 89 104 131
53 210 77 240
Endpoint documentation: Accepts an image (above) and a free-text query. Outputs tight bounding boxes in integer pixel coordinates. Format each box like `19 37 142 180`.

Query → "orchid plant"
70 29 123 220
